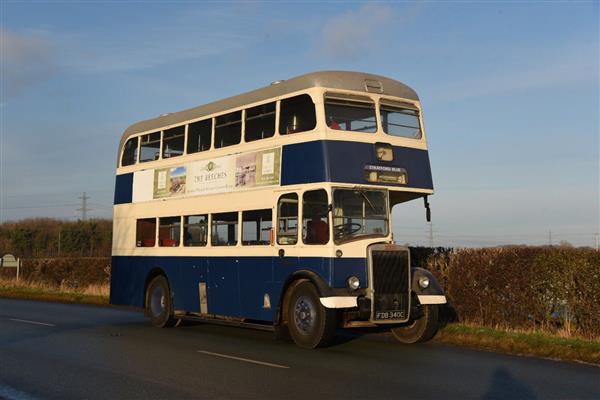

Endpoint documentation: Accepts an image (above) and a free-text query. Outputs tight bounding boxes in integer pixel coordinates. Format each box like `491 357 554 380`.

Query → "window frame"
379 98 422 139
324 92 377 134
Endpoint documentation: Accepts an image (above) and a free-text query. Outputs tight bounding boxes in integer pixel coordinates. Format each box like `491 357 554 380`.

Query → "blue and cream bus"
111 71 447 348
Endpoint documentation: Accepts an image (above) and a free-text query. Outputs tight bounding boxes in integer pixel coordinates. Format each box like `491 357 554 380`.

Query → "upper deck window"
162 126 185 159
140 132 161 163
187 119 212 154
324 93 376 133
245 102 275 142
215 111 242 148
279 94 316 135
380 100 422 139
121 137 139 166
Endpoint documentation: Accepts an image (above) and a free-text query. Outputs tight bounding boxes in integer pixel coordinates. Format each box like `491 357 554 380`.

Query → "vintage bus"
111 71 447 348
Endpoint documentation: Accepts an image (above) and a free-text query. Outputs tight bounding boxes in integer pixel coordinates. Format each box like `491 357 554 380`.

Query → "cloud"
0 28 58 98
318 4 394 60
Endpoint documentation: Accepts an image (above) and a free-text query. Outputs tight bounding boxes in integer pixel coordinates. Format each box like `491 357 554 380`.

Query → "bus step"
175 313 275 332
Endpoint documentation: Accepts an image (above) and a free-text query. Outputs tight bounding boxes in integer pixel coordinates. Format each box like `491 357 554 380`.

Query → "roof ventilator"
364 79 383 93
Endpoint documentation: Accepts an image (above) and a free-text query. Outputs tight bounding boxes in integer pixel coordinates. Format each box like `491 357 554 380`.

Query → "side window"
187 119 212 154
279 94 316 135
140 132 161 163
242 209 272 245
121 137 139 166
162 126 185 158
158 216 181 247
324 93 376 133
215 111 242 148
136 218 156 247
183 215 208 246
211 212 238 246
380 101 422 139
303 189 329 245
245 102 275 142
277 193 298 245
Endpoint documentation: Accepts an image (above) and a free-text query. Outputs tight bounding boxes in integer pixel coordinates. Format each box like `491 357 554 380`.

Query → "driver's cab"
275 185 392 249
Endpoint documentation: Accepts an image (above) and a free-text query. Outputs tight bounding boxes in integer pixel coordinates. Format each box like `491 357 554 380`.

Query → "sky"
0 1 598 248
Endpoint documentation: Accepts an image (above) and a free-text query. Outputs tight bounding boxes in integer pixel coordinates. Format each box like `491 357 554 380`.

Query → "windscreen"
333 189 388 243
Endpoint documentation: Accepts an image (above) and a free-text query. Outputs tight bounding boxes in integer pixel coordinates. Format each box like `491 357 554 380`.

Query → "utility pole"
77 192 91 220
594 233 599 251
548 230 553 246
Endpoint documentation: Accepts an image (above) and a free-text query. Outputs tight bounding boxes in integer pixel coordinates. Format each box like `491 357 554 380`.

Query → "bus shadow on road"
481 367 537 400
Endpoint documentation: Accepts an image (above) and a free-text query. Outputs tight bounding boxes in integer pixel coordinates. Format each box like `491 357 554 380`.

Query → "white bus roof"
119 70 419 150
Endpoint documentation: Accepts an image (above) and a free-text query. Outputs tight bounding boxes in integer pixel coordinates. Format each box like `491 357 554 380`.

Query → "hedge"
420 247 600 339
2 247 598 339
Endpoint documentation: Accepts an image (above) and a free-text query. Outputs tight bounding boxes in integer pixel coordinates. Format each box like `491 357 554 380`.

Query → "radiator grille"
371 249 410 321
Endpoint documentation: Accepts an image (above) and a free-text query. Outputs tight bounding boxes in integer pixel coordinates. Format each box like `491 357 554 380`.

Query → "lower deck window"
184 215 208 246
242 209 272 245
211 212 238 246
159 217 181 247
136 218 156 247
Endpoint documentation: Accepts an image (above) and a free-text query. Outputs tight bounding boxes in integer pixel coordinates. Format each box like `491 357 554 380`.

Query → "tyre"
287 281 337 349
145 275 178 328
391 304 439 344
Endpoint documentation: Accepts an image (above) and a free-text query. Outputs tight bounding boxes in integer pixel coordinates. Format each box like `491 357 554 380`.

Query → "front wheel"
145 275 178 328
391 304 439 344
287 281 337 349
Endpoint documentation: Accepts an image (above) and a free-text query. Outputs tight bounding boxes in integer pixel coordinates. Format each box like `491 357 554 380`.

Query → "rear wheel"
287 281 337 349
145 275 178 328
391 304 439 344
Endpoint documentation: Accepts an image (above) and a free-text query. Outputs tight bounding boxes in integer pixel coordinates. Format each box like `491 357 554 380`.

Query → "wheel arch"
275 270 332 326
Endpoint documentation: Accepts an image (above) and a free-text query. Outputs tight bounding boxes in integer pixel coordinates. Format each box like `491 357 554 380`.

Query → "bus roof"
119 71 419 148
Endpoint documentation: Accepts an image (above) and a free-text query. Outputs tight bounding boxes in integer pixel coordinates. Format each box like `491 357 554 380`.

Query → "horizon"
1 2 598 247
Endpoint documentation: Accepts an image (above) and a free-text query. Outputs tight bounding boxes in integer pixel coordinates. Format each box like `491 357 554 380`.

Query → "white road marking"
8 318 56 327
197 350 290 369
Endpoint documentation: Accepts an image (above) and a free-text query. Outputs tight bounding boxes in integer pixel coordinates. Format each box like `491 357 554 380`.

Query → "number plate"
375 310 406 320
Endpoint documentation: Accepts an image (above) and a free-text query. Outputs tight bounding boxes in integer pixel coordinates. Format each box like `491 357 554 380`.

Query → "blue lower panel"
110 255 367 322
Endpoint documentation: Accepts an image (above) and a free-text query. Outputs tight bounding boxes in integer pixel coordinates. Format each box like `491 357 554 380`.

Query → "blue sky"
1 1 598 247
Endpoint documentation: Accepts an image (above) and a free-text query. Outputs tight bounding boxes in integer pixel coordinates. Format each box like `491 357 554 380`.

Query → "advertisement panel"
132 147 281 203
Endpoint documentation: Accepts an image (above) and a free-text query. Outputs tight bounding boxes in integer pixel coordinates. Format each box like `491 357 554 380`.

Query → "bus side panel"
173 258 209 312
110 255 179 308
238 256 273 320
206 257 242 317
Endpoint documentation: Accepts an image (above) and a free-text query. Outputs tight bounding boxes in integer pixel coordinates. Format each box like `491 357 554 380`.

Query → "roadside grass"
434 323 600 365
0 278 598 365
0 278 109 306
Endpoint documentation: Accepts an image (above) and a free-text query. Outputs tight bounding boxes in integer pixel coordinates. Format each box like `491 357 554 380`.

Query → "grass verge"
434 323 600 365
0 279 109 306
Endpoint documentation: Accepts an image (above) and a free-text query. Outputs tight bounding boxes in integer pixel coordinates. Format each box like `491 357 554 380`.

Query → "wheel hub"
294 296 316 335
150 286 166 317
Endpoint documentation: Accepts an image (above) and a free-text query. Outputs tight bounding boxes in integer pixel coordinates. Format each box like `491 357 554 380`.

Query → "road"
0 299 598 400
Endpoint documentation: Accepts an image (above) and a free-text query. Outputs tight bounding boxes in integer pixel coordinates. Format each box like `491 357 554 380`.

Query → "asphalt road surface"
0 299 598 400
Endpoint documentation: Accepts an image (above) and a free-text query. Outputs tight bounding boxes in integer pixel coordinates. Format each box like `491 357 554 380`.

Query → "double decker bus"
111 71 447 348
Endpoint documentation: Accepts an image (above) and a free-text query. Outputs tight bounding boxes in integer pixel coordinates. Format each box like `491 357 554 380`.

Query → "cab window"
302 189 329 245
277 193 298 245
